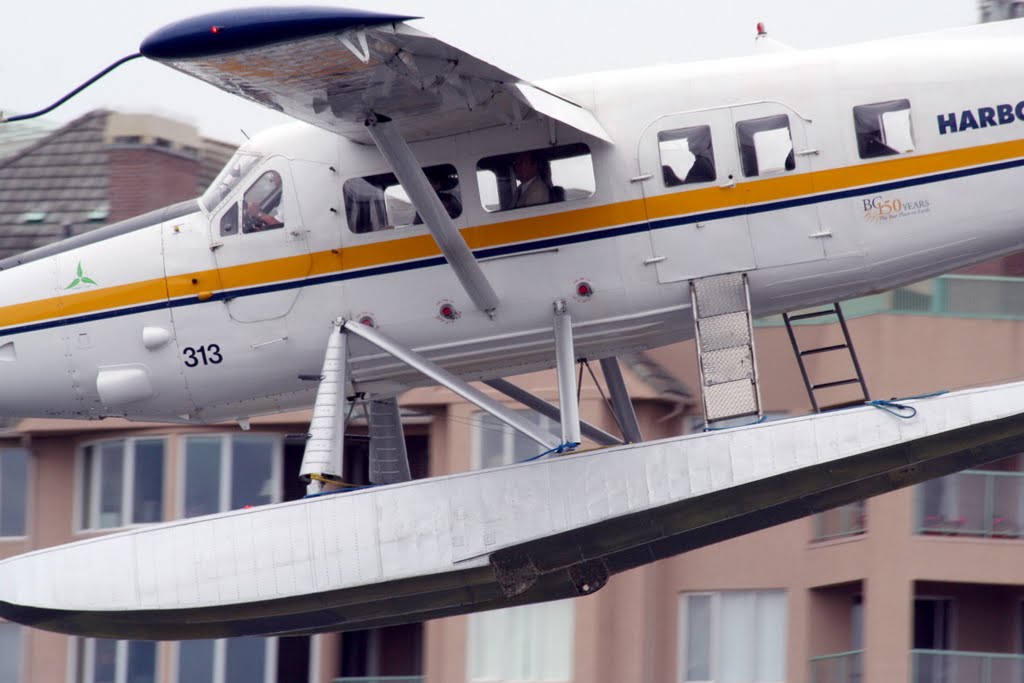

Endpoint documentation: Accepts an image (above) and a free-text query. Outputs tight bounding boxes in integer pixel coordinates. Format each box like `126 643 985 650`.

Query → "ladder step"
812 378 863 391
820 399 868 412
786 308 838 322
799 344 849 356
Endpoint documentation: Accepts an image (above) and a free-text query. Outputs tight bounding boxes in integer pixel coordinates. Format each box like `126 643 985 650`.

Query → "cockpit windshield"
200 151 264 213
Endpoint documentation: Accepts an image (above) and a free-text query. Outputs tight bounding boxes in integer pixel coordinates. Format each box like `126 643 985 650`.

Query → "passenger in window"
685 136 716 184
243 170 284 233
511 151 551 208
413 168 463 223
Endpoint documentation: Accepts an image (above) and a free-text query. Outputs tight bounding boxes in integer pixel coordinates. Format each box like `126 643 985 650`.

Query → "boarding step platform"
783 302 870 412
690 273 762 427
5 381 1024 640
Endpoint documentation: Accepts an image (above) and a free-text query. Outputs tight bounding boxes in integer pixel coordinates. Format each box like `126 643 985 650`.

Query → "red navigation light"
756 22 766 36
211 25 221 34
439 304 457 320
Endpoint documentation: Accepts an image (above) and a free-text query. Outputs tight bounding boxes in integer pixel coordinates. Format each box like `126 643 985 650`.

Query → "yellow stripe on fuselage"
1 136 1022 333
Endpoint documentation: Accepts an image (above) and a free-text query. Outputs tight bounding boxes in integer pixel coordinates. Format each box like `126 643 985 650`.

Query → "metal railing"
916 469 1024 538
758 274 1024 326
813 501 867 541
332 677 424 683
912 649 1024 683
810 650 863 683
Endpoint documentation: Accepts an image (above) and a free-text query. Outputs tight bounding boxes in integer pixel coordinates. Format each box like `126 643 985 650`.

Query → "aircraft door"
209 156 312 323
728 102 826 269
639 109 756 283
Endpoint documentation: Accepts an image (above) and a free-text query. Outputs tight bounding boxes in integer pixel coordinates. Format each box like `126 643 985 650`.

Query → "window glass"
178 641 215 683
680 590 787 683
0 623 23 683
468 600 574 682
736 115 795 177
343 164 461 233
219 204 239 237
79 439 166 530
242 171 285 233
77 638 157 683
184 437 221 518
133 440 164 525
93 639 117 683
659 126 716 186
230 436 274 510
0 448 29 536
126 641 157 683
224 638 266 683
472 411 560 469
477 143 595 212
853 99 914 159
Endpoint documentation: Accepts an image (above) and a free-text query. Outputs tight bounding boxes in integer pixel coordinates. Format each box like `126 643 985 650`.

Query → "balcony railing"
916 469 1024 538
332 677 424 683
810 649 863 683
758 274 1024 326
912 649 1024 683
813 501 867 541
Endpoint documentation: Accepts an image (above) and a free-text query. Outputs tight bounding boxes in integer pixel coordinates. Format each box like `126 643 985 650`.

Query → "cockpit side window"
343 164 461 233
476 143 595 212
241 171 285 233
659 126 717 186
736 115 796 177
853 100 914 159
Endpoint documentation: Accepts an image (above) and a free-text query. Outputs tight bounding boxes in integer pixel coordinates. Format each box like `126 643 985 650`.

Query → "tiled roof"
0 110 111 259
0 114 59 161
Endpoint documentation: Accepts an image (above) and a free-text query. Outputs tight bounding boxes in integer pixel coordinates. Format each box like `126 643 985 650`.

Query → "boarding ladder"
690 273 763 427
782 302 870 412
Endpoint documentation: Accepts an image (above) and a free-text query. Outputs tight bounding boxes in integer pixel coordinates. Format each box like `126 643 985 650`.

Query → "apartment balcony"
916 469 1024 538
809 649 862 683
912 649 1024 683
813 501 866 541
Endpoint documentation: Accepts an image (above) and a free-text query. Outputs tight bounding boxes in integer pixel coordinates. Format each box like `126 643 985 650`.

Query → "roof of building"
0 113 60 161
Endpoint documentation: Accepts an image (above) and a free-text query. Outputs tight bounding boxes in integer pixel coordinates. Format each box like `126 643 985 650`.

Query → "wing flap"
141 7 611 144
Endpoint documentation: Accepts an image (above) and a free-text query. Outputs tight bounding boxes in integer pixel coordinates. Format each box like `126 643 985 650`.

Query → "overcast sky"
3 0 978 143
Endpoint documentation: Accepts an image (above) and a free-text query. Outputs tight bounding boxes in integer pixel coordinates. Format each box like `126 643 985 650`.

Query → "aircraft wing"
140 7 612 144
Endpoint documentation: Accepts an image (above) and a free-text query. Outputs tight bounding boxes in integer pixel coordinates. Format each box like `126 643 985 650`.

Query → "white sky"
2 0 978 143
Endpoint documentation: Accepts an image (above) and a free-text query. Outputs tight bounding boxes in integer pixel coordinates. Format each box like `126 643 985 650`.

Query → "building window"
75 638 157 683
467 600 574 682
679 590 787 682
176 638 276 683
659 125 716 186
181 435 281 518
78 439 165 531
477 143 595 212
736 115 795 177
343 163 461 233
0 622 23 683
0 448 28 537
853 100 914 158
472 411 561 469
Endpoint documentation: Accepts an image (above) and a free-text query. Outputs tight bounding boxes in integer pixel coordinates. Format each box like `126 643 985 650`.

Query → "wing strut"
364 115 500 315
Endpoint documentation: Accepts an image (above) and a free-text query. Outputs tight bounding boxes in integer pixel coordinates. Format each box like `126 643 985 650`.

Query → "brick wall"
107 147 200 223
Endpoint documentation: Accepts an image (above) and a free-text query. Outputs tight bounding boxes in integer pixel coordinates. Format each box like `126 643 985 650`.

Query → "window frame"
678 590 787 683
342 163 462 234
735 115 796 178
475 142 596 213
466 599 575 683
0 447 30 538
73 638 158 683
75 437 167 532
852 99 915 159
470 410 561 470
172 637 278 683
177 433 283 518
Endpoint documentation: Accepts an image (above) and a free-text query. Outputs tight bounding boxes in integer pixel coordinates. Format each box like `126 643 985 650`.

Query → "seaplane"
3 6 1024 640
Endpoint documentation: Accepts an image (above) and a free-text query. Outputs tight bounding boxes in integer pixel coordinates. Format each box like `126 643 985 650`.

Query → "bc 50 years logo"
862 195 931 223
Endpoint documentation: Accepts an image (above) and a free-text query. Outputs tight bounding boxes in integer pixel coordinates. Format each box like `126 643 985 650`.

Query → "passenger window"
343 164 461 233
241 170 285 233
659 126 716 186
477 143 595 212
736 115 795 177
853 100 914 158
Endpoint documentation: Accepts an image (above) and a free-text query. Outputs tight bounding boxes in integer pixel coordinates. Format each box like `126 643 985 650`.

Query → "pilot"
243 170 284 232
510 151 551 208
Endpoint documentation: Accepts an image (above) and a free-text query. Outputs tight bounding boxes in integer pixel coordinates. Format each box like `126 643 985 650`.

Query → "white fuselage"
2 24 1024 423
